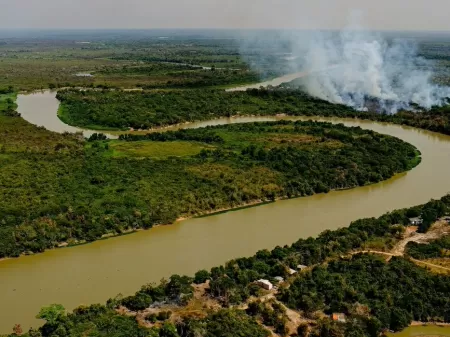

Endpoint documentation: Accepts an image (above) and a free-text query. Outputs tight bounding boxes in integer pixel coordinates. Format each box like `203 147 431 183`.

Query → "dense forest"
56 88 353 130
56 87 450 137
279 255 450 332
5 196 450 337
0 113 419 258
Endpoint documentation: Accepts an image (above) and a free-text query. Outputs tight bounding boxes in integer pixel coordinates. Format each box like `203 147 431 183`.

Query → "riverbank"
2 109 447 332
1 116 422 261
57 104 128 132
12 197 450 337
54 87 353 131
1 74 449 332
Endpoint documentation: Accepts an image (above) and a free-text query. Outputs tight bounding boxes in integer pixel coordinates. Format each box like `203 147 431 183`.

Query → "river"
1 84 450 333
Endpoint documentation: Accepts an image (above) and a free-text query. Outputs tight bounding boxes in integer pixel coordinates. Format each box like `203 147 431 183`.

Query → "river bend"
1 84 450 332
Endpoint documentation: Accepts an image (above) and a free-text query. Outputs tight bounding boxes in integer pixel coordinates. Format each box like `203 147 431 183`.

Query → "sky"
0 0 448 31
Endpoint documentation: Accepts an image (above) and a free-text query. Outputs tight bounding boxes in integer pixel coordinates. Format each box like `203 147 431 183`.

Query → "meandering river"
2 81 450 332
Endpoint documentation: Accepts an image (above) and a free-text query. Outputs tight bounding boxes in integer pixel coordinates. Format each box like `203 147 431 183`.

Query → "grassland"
0 35 260 91
2 31 450 91
104 140 213 159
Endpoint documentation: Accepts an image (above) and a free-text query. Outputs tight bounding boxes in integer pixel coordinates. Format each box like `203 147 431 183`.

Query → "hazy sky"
0 0 448 31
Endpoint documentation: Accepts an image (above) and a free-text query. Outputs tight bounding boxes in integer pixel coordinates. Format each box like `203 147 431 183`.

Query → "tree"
166 275 193 301
122 292 153 311
194 270 210 284
390 308 411 332
36 304 66 325
106 293 123 309
28 329 42 337
365 317 382 337
159 322 180 337
419 207 438 233
12 324 23 336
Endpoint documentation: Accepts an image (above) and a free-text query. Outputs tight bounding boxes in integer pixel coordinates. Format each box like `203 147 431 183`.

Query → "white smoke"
299 28 450 113
240 19 450 113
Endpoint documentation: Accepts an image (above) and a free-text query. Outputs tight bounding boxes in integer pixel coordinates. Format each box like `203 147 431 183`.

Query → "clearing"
106 140 213 159
354 219 450 272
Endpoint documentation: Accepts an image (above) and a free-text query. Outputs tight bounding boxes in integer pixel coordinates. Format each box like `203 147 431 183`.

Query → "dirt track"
353 220 450 272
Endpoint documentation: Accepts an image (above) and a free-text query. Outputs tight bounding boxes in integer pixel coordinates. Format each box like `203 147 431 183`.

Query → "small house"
297 265 308 271
409 217 423 225
256 279 273 290
332 313 346 323
274 276 284 283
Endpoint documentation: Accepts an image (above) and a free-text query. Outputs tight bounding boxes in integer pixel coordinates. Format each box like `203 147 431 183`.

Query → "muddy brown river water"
1 84 450 332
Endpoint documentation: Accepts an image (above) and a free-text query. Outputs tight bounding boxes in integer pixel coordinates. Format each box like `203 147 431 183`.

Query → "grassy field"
0 57 258 91
0 35 261 91
3 31 450 91
104 140 214 159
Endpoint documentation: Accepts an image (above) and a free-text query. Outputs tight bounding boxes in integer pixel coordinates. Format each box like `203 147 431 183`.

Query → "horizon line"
1 27 450 33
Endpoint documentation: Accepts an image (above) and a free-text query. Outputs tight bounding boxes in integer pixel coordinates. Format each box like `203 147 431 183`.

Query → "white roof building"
409 217 423 225
256 279 273 290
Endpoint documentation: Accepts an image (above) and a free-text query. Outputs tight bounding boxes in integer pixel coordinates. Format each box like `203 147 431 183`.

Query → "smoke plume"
240 21 450 113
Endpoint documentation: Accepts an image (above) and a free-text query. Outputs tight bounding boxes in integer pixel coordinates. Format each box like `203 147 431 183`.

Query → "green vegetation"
104 140 212 159
0 53 256 92
56 85 450 139
3 31 450 337
246 299 289 335
56 88 353 130
406 235 450 259
2 31 450 91
6 196 450 337
0 106 419 258
280 254 449 332
21 307 270 337
36 305 66 326
401 199 449 233
99 65 259 89
0 35 261 91
314 103 450 137
0 87 17 116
